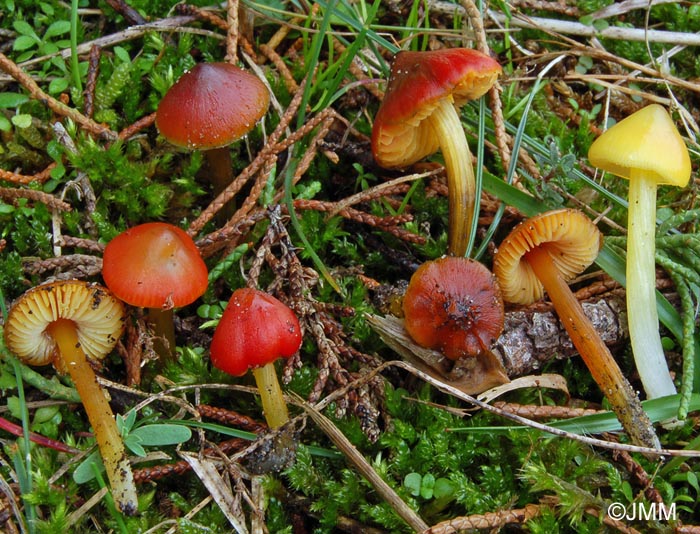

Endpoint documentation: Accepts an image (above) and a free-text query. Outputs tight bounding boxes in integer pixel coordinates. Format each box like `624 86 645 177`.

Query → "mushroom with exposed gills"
493 209 660 449
372 49 501 257
3 280 138 515
210 288 302 429
155 62 270 219
588 104 691 403
402 256 504 360
102 222 208 361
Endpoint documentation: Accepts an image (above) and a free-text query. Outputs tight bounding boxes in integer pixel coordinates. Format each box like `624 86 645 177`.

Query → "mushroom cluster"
4 280 138 515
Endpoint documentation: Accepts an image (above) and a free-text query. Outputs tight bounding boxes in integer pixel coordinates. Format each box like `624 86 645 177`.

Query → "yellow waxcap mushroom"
588 104 691 187
588 104 690 410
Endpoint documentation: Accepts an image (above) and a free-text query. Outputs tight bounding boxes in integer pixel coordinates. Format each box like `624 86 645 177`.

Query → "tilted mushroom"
156 62 270 218
4 280 138 514
210 288 302 429
102 222 208 360
372 48 501 257
493 209 660 449
588 104 691 404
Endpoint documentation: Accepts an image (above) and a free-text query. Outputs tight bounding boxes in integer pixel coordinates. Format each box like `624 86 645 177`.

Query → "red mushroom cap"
371 48 501 168
402 256 504 360
155 62 270 150
102 222 208 309
210 288 302 377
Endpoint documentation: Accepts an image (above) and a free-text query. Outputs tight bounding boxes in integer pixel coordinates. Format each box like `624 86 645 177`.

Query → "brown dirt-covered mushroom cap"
402 256 504 360
493 209 603 305
4 280 125 367
155 62 270 150
371 48 501 168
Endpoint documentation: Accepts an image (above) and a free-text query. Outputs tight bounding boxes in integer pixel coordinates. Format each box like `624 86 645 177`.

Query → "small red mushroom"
402 256 504 360
102 222 208 360
155 63 270 218
210 288 302 429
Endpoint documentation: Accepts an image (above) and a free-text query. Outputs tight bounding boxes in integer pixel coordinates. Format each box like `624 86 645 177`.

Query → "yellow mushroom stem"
251 362 289 429
46 319 138 515
626 169 678 400
427 97 475 258
524 246 661 450
147 307 176 362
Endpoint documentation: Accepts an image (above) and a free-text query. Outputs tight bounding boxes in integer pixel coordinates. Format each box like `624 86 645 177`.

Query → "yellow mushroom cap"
588 104 691 187
493 209 603 305
4 280 125 367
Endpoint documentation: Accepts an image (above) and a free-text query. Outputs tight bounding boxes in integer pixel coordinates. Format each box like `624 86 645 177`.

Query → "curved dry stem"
47 319 138 515
525 246 661 450
427 98 475 257
251 362 289 429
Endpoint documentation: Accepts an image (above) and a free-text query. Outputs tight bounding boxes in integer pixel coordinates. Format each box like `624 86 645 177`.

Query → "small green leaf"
43 20 71 39
11 114 32 128
130 424 192 446
420 473 435 499
404 472 422 496
12 20 37 37
73 450 104 484
0 93 29 108
124 434 147 457
13 35 39 52
48 77 70 95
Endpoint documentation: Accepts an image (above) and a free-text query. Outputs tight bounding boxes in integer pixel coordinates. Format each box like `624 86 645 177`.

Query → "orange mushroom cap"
155 63 270 150
210 288 302 377
493 209 603 305
371 48 501 169
402 256 504 360
102 222 208 309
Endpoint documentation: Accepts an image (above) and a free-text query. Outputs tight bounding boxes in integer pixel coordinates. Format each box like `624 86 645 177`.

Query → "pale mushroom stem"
251 363 289 429
147 307 176 362
525 246 661 449
427 98 475 258
46 319 138 515
627 169 678 400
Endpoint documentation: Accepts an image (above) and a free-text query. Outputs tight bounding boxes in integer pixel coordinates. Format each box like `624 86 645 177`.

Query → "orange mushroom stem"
524 246 660 449
46 319 136 513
